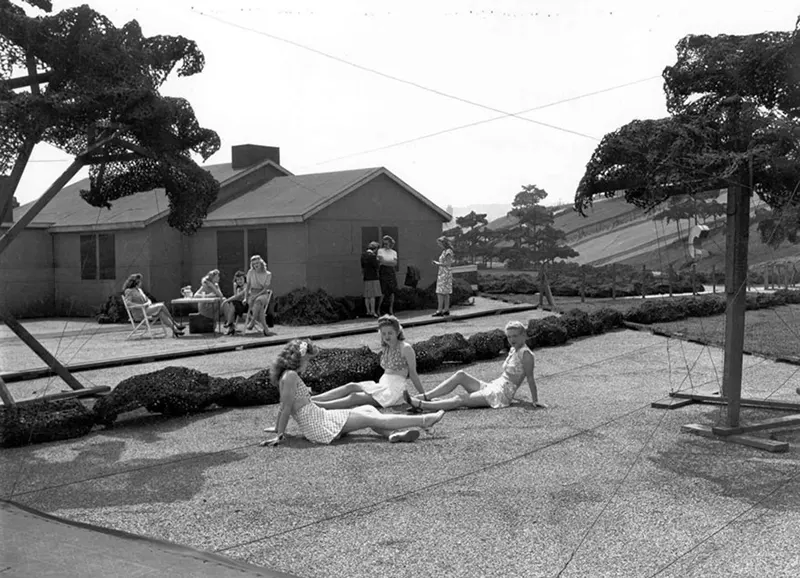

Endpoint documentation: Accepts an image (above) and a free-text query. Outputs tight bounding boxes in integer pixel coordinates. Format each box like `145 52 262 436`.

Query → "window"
361 225 399 270
247 228 268 264
80 233 115 280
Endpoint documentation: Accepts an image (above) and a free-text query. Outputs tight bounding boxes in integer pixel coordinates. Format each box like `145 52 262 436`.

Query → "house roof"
9 162 451 231
204 167 452 225
10 161 283 232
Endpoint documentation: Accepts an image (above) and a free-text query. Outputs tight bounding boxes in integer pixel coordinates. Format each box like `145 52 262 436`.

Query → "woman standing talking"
377 235 398 316
433 236 455 317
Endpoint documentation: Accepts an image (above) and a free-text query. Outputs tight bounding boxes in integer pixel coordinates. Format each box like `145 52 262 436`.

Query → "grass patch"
650 305 800 360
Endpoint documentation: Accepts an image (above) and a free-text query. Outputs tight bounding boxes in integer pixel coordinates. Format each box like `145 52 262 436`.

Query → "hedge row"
96 279 474 326
1 307 624 448
623 289 800 325
479 263 703 298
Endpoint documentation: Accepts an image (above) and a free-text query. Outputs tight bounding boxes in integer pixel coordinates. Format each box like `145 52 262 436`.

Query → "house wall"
0 227 55 317
186 222 307 297
52 229 150 316
146 221 185 301
306 174 444 295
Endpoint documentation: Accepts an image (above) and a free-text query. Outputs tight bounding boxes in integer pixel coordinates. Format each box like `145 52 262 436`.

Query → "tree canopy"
574 18 800 247
0 0 221 233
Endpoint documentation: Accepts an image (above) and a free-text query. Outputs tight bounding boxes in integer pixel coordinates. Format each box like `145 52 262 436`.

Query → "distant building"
1 145 451 317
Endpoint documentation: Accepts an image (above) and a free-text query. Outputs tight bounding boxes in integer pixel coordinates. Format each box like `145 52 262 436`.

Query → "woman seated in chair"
194 269 225 322
221 270 248 336
245 255 276 337
122 273 184 337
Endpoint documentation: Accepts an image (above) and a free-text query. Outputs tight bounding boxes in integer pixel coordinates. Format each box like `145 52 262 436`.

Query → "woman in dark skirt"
377 235 398 315
361 241 382 318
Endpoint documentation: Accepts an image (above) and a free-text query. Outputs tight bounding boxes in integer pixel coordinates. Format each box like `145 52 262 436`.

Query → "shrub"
415 333 477 365
559 309 594 339
0 399 96 448
96 289 157 324
274 288 343 326
301 346 382 393
468 329 509 359
623 300 689 324
774 289 800 304
526 316 569 348
215 373 279 407
679 296 726 317
589 308 624 334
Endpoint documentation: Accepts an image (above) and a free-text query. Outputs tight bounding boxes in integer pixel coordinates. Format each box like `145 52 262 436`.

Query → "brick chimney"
231 144 280 169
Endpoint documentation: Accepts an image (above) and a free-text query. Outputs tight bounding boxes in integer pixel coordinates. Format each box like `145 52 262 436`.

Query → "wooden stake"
722 180 751 429
712 264 717 294
641 264 647 299
668 265 674 298
0 309 84 391
0 376 16 406
764 264 769 291
612 263 617 300
580 270 586 303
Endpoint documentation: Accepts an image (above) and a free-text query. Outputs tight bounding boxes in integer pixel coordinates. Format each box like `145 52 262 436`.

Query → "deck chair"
123 298 168 340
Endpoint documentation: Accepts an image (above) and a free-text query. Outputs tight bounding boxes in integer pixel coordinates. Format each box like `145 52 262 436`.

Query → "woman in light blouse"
433 236 455 317
245 255 276 337
121 273 184 337
194 269 225 320
377 235 398 316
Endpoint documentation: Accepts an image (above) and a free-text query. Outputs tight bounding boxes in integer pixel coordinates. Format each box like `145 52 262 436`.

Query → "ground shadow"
6 439 248 509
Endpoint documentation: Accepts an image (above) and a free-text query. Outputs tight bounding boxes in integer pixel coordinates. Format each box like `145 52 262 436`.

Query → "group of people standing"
360 234 456 319
261 316 546 447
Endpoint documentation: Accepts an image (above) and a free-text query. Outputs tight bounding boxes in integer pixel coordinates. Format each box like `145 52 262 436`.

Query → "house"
0 145 451 317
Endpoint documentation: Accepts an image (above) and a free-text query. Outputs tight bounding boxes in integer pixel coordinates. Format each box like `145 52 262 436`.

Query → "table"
170 297 223 334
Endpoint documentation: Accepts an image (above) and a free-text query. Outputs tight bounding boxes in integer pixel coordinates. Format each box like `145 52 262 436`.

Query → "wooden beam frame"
681 423 789 452
669 391 800 412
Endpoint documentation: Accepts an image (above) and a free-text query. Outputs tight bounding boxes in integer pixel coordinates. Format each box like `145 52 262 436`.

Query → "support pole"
721 182 751 428
0 158 85 257
712 264 717 294
612 263 617 300
691 263 697 296
0 376 16 406
641 264 647 299
580 270 586 303
0 308 84 391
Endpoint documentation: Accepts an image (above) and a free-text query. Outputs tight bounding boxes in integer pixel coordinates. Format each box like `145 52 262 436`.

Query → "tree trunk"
538 262 556 310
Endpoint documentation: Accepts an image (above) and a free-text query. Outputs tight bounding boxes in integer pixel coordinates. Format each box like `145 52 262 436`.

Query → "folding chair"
123 298 168 340
244 290 273 332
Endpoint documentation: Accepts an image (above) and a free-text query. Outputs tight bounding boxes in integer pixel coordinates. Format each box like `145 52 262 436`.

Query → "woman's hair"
505 320 526 335
234 270 246 280
271 339 319 385
381 235 395 248
250 255 267 269
437 236 453 250
122 273 142 291
377 315 405 347
202 269 220 285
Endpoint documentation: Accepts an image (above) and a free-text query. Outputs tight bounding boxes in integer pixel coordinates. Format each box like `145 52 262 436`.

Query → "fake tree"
504 184 578 308
574 17 800 428
0 0 221 235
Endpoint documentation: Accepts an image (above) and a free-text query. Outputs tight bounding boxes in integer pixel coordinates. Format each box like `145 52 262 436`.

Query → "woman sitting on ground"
194 269 225 321
245 255 276 337
311 315 427 410
122 273 185 337
260 339 445 446
221 270 248 335
405 320 546 411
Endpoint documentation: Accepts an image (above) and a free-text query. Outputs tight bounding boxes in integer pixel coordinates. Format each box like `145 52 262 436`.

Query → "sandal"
403 390 424 413
388 429 421 443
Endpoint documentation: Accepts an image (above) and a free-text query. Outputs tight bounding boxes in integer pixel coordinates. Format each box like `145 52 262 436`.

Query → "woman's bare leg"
443 294 451 312
340 406 444 435
315 392 380 410
311 382 365 402
388 294 395 315
415 391 492 411
436 294 444 312
419 369 482 400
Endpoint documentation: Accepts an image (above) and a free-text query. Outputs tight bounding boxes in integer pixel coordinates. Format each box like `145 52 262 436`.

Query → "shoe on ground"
389 429 421 443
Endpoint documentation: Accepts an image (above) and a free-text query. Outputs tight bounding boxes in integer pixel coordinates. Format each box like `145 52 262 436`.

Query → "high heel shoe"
172 328 184 338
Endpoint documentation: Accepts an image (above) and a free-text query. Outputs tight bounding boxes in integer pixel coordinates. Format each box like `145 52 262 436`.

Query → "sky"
12 0 800 214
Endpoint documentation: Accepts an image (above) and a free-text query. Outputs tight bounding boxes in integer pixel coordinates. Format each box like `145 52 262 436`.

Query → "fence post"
580 270 586 303
712 264 716 294
611 263 617 300
764 264 769 291
785 264 790 290
641 263 647 299
668 264 673 298
691 263 697 296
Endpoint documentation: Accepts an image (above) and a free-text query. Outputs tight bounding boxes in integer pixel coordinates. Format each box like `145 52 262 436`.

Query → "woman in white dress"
310 315 426 410
433 236 455 317
405 321 547 411
377 235 398 315
260 339 445 446
245 255 276 337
